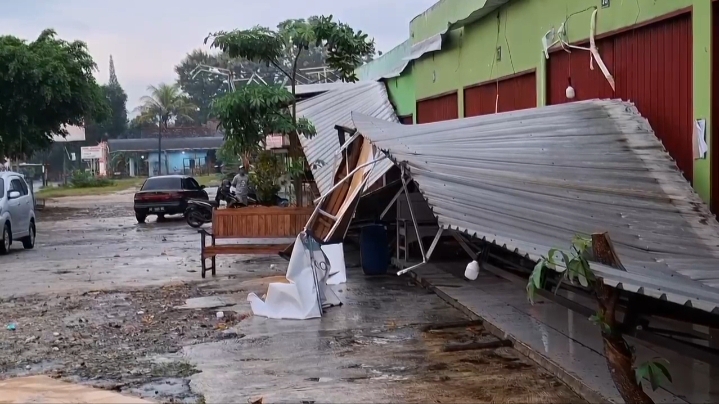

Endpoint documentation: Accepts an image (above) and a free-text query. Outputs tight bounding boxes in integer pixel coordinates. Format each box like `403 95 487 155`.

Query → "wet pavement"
0 193 585 403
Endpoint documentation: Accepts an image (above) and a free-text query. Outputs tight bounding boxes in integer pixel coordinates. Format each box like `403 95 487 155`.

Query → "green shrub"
69 170 115 188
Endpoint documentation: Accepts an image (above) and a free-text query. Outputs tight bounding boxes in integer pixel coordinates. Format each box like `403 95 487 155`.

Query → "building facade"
360 0 718 212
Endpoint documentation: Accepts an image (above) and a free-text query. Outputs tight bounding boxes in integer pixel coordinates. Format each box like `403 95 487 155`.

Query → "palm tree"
135 83 196 175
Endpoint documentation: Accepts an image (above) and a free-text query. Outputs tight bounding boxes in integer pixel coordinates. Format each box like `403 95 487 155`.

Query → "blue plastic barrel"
360 224 389 275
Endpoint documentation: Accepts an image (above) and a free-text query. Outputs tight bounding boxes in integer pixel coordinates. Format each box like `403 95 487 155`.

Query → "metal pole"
400 166 426 260
157 117 162 176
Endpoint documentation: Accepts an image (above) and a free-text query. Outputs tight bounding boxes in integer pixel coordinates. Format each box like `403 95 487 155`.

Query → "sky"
0 0 436 112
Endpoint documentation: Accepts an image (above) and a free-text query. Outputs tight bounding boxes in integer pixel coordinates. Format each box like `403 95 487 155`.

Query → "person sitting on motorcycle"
231 166 250 205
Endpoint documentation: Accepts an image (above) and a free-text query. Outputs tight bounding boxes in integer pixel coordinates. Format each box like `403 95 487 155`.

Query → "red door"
464 71 537 117
547 13 694 182
416 92 459 124
398 114 414 125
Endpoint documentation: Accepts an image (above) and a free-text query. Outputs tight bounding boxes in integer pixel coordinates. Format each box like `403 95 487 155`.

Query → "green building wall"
402 0 712 203
386 70 416 120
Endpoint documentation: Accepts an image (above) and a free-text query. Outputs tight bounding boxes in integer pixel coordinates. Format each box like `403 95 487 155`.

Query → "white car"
0 171 36 254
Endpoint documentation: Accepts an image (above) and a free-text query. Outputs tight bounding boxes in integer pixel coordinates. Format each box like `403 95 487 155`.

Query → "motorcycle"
185 181 290 228
185 180 240 228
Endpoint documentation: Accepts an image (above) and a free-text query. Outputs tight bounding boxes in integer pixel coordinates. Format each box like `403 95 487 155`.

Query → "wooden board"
212 207 313 239
202 244 292 257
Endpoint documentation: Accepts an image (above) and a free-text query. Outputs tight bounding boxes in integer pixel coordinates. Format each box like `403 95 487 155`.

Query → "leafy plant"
527 234 671 403
206 15 375 203
249 151 284 205
211 84 315 157
69 170 114 188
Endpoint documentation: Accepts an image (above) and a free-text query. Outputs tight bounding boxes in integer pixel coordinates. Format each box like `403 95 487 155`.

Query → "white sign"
70 153 77 162
81 146 103 160
53 125 86 143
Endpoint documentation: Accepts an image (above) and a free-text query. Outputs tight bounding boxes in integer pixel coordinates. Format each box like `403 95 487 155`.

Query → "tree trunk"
591 233 654 404
290 50 303 206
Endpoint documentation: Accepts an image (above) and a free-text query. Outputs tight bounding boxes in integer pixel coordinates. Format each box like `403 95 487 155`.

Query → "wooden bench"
199 206 313 278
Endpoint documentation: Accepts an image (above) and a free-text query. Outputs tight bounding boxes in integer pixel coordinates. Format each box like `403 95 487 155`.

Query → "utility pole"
157 117 162 176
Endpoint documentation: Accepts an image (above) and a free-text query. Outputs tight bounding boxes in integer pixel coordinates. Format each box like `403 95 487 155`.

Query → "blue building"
107 136 224 177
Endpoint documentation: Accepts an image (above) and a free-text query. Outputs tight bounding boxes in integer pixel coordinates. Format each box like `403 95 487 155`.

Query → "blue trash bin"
360 224 389 275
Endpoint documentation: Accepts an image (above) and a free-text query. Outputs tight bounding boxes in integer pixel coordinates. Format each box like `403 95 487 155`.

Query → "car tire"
21 221 35 249
136 212 147 224
0 222 10 255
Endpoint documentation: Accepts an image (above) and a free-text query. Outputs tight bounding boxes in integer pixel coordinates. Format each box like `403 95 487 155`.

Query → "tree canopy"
212 84 315 156
205 15 375 86
85 56 128 143
0 29 109 159
176 16 352 126
136 83 196 128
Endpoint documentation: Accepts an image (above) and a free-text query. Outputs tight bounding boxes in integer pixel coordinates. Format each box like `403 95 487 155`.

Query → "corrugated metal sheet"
405 30 446 62
108 136 223 152
296 81 397 195
416 92 459 124
547 13 693 182
352 99 719 313
464 71 537 117
447 0 512 31
356 39 412 81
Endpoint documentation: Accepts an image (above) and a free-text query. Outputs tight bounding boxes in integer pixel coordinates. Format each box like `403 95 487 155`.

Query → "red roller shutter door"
547 13 693 182
712 2 719 215
416 92 459 124
464 71 537 117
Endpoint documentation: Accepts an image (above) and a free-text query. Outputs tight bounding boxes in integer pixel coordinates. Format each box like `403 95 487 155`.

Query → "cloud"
0 0 436 111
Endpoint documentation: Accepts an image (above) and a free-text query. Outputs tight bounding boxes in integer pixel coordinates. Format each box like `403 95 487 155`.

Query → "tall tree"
100 55 128 139
0 29 109 159
108 55 119 86
136 83 196 174
136 83 196 128
175 50 229 125
206 15 375 202
176 16 338 127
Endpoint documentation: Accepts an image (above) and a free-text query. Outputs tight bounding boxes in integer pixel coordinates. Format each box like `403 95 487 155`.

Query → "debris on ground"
0 282 251 403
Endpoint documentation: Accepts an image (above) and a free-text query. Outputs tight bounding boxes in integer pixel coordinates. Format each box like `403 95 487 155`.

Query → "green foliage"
0 29 110 159
136 83 196 127
634 359 672 391
175 50 233 125
69 170 114 188
212 84 316 156
526 235 594 303
249 151 284 204
528 234 673 395
205 15 375 85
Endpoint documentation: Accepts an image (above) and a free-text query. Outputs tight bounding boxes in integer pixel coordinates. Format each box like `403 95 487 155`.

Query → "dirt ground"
0 192 585 403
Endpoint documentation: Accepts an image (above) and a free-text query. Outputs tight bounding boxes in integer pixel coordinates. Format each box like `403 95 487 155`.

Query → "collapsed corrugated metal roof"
108 136 224 153
404 30 446 63
352 99 719 313
297 81 397 195
356 39 413 81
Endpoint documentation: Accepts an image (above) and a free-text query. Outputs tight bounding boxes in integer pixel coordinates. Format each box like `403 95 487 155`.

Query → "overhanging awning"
351 100 719 313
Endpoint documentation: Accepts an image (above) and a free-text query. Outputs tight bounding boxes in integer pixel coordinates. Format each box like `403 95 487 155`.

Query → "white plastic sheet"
248 234 346 320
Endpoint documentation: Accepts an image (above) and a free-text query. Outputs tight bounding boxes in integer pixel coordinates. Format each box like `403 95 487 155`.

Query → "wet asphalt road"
0 192 583 403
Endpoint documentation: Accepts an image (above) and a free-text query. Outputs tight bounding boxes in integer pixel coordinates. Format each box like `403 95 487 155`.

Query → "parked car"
133 175 209 223
0 171 36 254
